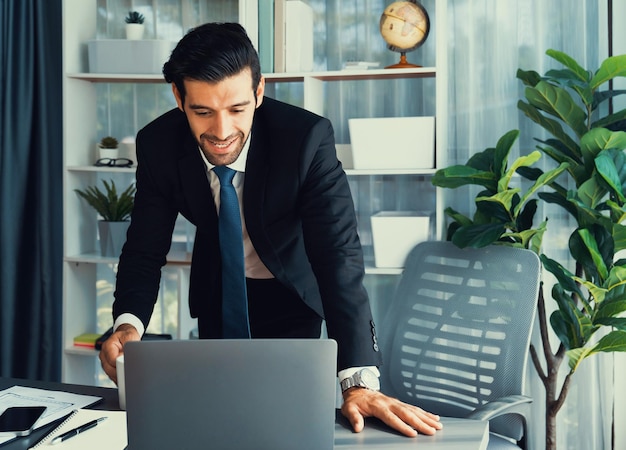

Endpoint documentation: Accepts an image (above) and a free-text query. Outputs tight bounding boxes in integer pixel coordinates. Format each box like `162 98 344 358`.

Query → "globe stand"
385 52 421 69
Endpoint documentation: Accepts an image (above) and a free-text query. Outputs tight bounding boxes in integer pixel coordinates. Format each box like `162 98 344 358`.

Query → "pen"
50 417 107 445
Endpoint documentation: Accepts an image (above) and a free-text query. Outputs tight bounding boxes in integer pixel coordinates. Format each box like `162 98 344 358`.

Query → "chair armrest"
466 395 532 421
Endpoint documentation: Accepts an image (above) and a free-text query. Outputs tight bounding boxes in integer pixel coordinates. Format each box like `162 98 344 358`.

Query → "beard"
198 131 247 166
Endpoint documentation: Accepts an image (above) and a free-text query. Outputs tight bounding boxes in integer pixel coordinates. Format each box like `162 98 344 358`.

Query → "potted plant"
75 179 136 257
432 49 626 450
98 136 119 160
124 11 145 40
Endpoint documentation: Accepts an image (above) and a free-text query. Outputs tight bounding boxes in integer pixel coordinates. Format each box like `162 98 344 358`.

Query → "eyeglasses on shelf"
95 158 134 168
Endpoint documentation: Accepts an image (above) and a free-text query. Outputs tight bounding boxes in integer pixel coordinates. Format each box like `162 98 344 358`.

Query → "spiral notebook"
30 408 126 449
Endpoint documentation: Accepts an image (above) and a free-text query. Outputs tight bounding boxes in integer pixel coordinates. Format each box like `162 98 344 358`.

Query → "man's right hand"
99 324 140 384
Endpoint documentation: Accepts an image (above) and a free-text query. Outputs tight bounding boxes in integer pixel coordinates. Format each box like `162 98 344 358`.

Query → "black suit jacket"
114 97 382 370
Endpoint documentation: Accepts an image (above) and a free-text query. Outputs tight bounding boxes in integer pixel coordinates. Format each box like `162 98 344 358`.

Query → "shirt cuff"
113 313 145 337
338 366 380 383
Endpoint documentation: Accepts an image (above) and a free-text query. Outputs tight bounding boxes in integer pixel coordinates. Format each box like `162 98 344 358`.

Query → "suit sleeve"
112 129 179 329
298 119 382 370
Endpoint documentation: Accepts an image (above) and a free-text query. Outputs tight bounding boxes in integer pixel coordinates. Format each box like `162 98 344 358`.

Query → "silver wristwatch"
340 368 380 393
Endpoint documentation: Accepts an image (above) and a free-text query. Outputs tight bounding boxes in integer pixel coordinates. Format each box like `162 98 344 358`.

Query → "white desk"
334 412 489 449
1 378 489 450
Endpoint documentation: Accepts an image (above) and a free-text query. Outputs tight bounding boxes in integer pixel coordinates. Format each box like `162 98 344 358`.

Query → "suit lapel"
178 132 217 227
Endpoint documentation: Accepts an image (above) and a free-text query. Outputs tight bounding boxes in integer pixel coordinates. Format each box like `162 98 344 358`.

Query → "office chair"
379 241 541 450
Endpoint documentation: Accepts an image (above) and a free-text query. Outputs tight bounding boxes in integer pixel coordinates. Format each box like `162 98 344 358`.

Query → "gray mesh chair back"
379 241 540 449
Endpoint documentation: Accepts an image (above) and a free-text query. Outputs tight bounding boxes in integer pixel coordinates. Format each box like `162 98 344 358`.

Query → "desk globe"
379 0 430 68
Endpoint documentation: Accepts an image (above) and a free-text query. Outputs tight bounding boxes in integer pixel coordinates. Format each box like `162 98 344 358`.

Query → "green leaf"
594 317 626 330
529 219 548 254
476 193 516 223
451 223 506 249
538 191 579 219
525 81 588 138
466 147 498 171
605 265 626 293
432 165 497 190
574 227 610 282
516 162 569 216
550 310 574 349
613 223 626 252
576 177 607 209
549 282 593 348
498 151 541 193
589 54 626 89
595 297 626 323
493 130 519 177
593 108 626 129
516 68 542 87
541 255 584 299
75 179 135 222
547 49 590 83
566 347 594 372
516 199 538 231
518 100 580 155
595 151 626 203
594 330 626 353
444 207 473 227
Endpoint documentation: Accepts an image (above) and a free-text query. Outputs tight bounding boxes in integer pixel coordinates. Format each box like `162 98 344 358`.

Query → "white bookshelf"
61 0 447 385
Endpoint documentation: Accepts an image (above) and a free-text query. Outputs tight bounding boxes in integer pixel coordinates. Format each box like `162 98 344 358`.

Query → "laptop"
123 339 338 450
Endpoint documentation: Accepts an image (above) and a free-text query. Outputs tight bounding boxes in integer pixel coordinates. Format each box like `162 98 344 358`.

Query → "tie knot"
213 165 236 185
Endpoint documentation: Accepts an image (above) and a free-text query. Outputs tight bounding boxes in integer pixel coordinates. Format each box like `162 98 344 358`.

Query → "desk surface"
1 377 488 450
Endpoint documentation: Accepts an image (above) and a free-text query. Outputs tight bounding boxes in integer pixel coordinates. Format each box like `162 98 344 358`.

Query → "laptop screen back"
123 339 337 450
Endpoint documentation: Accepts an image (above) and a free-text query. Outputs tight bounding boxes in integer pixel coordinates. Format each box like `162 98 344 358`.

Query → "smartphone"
0 406 47 436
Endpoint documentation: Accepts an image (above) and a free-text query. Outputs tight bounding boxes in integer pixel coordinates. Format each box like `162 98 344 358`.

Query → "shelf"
364 266 403 275
67 66 436 84
65 250 192 265
65 346 99 356
67 166 136 173
344 168 436 176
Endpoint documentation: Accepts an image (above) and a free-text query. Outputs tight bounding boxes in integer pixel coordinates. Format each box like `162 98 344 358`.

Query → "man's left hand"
341 388 443 437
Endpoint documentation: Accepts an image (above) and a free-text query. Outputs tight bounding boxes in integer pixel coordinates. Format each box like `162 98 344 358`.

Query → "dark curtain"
0 0 63 380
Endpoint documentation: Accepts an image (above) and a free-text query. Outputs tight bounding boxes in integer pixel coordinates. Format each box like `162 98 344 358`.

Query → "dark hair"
163 22 262 102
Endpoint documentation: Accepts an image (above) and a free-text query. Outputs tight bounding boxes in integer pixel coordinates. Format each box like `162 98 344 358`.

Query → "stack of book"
73 333 101 349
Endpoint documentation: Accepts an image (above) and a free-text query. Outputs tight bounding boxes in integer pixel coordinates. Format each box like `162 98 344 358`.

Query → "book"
30 409 126 449
73 333 101 349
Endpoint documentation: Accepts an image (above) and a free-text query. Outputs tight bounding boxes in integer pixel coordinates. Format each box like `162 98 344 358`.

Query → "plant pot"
98 146 119 160
98 221 130 257
370 211 431 268
125 23 145 40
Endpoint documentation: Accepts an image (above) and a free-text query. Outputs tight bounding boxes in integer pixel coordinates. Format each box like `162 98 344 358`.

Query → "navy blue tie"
213 166 250 338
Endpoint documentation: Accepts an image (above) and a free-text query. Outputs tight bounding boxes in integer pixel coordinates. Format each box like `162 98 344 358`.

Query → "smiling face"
173 69 265 166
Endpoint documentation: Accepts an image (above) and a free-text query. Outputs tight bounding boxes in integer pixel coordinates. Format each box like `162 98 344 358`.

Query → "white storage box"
349 116 435 170
88 39 176 74
371 211 431 268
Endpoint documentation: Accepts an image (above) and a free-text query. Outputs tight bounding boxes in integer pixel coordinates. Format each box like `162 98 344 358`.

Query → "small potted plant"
75 179 136 257
125 11 145 40
98 136 119 160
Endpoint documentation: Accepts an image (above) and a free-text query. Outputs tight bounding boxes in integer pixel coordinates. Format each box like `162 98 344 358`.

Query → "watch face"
360 369 381 390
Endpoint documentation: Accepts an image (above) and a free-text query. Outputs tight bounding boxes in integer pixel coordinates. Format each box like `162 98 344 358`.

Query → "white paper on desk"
33 408 127 449
0 386 102 444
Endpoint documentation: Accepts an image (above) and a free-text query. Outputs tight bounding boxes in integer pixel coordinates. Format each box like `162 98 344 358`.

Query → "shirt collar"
199 133 251 173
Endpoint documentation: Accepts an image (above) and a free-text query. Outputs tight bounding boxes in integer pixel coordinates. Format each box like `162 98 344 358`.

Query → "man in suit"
99 22 442 437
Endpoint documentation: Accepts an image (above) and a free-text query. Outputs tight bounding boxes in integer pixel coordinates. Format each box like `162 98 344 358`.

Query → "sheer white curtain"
445 1 612 449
